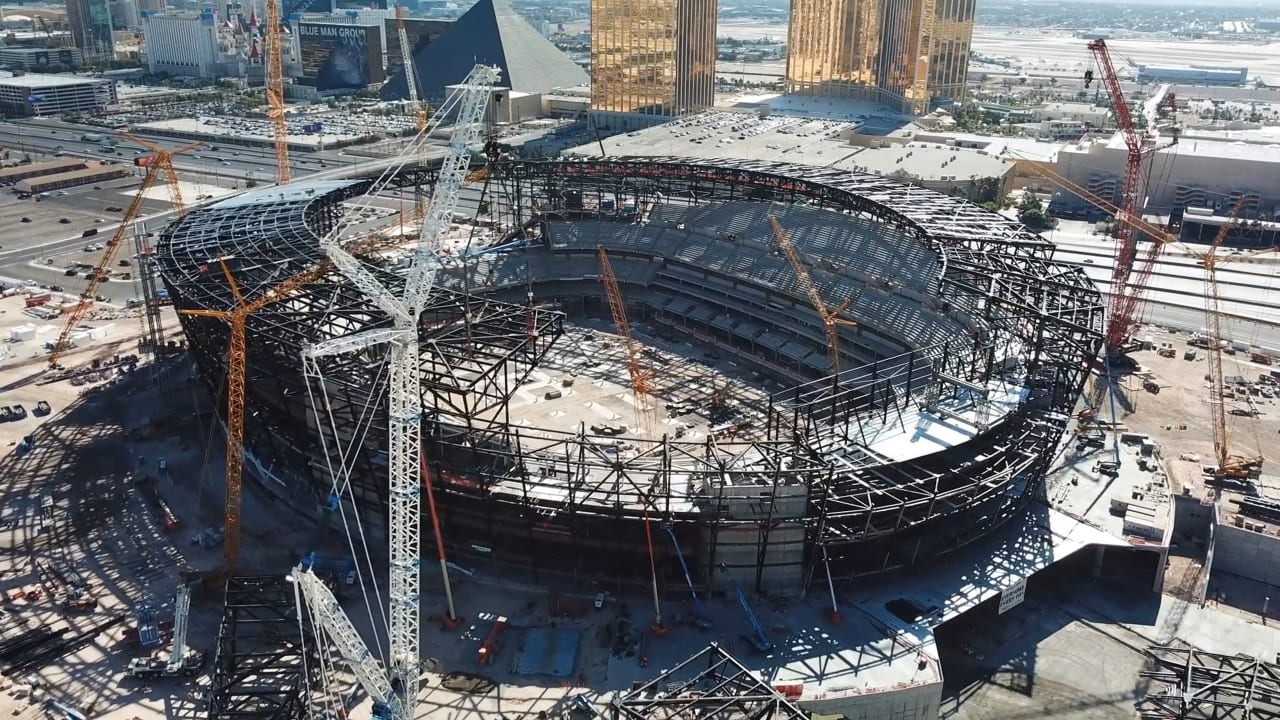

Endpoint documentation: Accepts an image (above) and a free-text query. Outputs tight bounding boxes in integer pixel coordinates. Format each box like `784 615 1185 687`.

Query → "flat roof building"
14 164 130 194
590 0 717 130
786 0 975 114
0 47 85 70
0 158 89 184
0 74 117 117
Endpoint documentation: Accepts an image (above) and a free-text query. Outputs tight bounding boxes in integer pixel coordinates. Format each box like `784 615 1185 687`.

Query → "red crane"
1086 38 1152 356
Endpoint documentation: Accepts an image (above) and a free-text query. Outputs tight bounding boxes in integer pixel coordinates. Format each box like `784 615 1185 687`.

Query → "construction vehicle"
1084 38 1179 359
1186 199 1269 482
718 562 773 653
127 584 203 678
662 524 709 627
47 137 200 370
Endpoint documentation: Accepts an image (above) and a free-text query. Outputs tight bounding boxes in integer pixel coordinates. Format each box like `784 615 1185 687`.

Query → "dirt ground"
1095 324 1280 466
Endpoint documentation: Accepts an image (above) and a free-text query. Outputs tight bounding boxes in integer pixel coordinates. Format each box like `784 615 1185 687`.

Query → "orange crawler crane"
598 245 656 436
769 216 858 375
180 260 329 570
47 136 202 370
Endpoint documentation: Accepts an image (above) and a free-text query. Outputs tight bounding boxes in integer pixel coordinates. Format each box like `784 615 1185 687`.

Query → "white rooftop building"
142 9 241 79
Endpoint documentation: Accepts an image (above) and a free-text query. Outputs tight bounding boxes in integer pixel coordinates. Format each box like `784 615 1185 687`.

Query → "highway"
3 117 1280 347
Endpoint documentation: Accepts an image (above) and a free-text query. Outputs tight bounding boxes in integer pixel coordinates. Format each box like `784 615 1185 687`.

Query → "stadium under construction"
158 156 1105 597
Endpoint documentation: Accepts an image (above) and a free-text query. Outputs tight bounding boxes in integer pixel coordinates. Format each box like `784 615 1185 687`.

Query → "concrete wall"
1172 492 1214 542
799 679 943 720
704 481 808 594
1213 522 1280 586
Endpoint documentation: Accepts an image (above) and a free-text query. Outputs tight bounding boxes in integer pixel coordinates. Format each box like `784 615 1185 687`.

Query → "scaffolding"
1138 645 1280 720
206 576 319 720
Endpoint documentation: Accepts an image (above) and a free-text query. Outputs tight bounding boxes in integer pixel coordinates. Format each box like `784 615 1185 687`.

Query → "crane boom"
598 246 653 434
265 0 290 185
292 567 403 718
48 138 201 369
404 64 499 304
395 5 424 130
1088 38 1169 355
165 583 191 672
1199 200 1265 478
770 216 856 375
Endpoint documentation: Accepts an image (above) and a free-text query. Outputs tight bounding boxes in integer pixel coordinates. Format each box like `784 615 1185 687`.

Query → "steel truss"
159 156 1102 597
206 576 318 720
610 642 809 720
1139 645 1280 720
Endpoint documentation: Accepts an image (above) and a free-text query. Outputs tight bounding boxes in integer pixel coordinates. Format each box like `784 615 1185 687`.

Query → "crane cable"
303 352 393 660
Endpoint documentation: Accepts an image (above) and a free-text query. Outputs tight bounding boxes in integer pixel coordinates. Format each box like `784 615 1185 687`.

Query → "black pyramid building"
381 0 588 103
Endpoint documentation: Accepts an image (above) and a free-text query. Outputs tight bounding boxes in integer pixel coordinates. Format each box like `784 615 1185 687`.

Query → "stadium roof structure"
380 0 588 103
609 643 810 720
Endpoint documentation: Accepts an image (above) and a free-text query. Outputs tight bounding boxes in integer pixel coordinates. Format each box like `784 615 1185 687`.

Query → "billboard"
298 22 384 92
383 18 451 81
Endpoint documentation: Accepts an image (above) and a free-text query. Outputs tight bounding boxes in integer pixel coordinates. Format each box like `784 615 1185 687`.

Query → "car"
59 218 71 224
20 217 30 223
49 286 63 293
83 245 95 251
593 592 606 609
10 405 26 420
64 268 77 276
94 217 104 223
118 259 130 266
105 206 122 212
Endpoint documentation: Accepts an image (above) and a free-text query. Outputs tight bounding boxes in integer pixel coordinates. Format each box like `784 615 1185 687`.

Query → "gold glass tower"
590 0 717 120
786 0 974 114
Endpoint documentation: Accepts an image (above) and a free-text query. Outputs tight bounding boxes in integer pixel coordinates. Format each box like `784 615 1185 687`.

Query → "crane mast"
301 65 501 719
180 261 331 570
265 0 290 184
165 583 191 673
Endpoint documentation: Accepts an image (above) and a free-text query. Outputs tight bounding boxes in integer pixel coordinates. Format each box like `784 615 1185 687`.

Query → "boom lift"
296 65 500 719
718 562 773 653
1188 200 1268 481
662 524 709 627
769 217 857 375
598 246 656 435
265 0 290 184
48 136 202 370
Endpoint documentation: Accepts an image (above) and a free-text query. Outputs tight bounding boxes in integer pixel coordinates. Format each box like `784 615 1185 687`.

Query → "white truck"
127 584 204 679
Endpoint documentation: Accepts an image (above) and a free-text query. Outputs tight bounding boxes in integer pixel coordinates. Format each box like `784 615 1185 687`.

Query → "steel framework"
206 576 318 720
610 642 809 720
1138 645 1280 720
158 156 1102 600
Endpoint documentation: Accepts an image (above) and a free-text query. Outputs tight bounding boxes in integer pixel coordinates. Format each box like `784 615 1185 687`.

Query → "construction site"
0 28 1278 720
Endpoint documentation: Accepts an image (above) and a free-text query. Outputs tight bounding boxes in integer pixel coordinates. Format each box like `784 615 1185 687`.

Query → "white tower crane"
395 5 426 131
296 63 501 720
